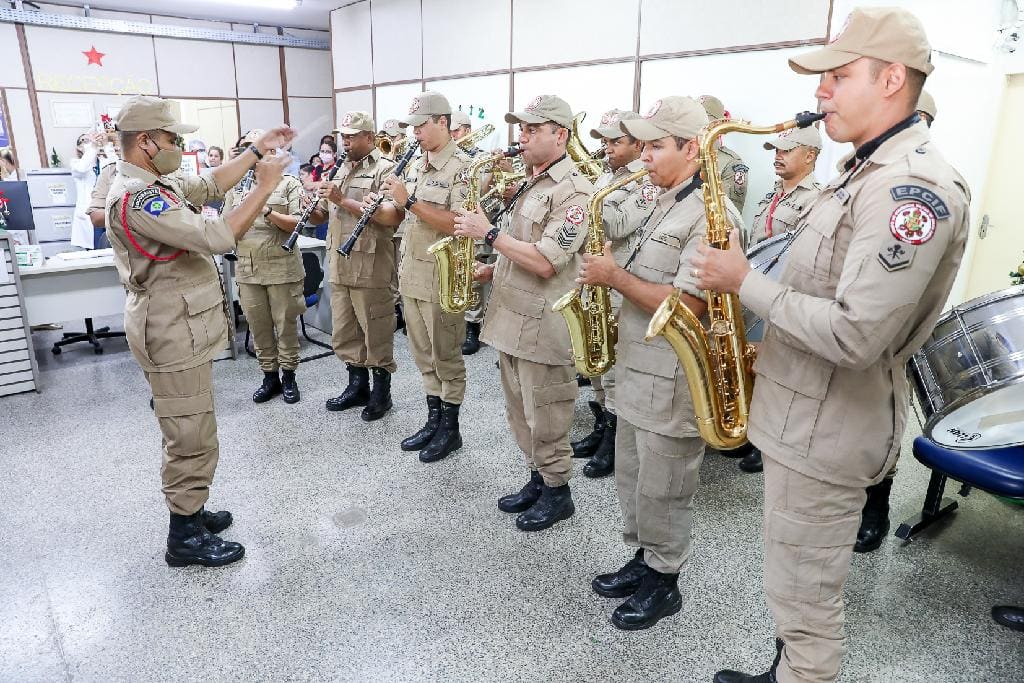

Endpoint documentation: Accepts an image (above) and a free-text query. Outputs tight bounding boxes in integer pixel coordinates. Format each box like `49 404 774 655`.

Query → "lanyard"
764 191 784 238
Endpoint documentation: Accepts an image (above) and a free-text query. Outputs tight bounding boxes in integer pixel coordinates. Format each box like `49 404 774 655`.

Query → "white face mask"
319 151 334 164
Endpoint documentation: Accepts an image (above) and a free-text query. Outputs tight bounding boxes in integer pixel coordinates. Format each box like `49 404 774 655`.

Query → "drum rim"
922 373 1024 449
933 284 1024 324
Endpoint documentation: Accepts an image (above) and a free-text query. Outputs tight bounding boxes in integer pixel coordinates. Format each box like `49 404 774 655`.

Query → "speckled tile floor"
1 317 1022 682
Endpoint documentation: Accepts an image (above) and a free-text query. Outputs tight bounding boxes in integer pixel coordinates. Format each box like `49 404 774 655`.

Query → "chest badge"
890 201 936 245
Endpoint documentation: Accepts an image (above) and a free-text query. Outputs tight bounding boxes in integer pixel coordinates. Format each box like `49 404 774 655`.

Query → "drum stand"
895 470 964 541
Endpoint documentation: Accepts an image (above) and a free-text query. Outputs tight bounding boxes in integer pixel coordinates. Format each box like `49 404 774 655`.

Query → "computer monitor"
0 181 35 232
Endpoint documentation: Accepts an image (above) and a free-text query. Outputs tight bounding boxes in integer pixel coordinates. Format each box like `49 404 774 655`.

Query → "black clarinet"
338 141 420 257
281 153 347 252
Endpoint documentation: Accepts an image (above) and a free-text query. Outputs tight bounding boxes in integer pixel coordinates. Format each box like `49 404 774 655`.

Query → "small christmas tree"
50 147 62 167
1010 255 1024 286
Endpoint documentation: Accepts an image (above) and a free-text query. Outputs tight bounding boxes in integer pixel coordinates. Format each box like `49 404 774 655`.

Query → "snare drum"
909 284 1024 449
743 231 796 342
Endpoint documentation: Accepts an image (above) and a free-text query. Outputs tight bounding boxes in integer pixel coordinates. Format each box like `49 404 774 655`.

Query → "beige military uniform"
749 174 821 247
320 149 398 372
589 158 658 411
480 155 593 486
223 174 305 372
398 139 471 402
717 143 749 212
617 173 740 573
105 160 235 516
738 120 970 682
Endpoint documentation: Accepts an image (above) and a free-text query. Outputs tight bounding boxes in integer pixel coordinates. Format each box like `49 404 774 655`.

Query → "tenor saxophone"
644 111 825 450
428 148 516 314
553 168 649 376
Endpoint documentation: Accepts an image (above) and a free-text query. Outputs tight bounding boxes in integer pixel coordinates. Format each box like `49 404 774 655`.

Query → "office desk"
19 256 125 326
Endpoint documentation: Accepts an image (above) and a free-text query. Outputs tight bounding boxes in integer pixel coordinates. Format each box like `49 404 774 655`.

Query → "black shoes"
202 509 233 534
281 369 300 404
401 395 442 451
515 482 575 531
462 321 482 355
326 365 370 411
854 477 893 553
498 470 544 513
252 370 282 403
738 447 763 473
361 368 392 421
592 548 651 598
419 401 463 463
571 400 606 458
717 442 755 459
609 567 682 630
993 605 1024 632
395 303 406 335
714 640 784 683
583 410 616 478
165 508 244 568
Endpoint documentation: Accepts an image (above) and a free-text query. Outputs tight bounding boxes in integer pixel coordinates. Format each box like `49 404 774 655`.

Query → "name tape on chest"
425 179 450 189
650 232 682 250
889 184 949 219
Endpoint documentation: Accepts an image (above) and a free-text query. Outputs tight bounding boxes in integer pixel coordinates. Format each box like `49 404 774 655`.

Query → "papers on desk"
52 248 114 261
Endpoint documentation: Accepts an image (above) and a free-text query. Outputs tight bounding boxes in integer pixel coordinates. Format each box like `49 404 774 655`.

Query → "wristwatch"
404 194 417 211
484 226 500 246
249 145 264 160
263 206 273 218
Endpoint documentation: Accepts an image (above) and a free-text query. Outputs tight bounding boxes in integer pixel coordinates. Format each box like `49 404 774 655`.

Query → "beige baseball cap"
505 95 574 129
383 119 401 136
621 97 708 142
917 89 937 119
334 111 375 135
763 125 822 151
698 95 727 121
115 95 198 134
590 109 641 140
450 111 472 130
790 7 934 76
401 91 451 127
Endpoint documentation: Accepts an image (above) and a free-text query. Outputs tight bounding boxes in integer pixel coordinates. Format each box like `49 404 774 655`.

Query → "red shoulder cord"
120 188 186 262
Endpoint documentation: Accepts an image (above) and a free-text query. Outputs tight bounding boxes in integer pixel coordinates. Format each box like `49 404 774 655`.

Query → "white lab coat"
69 144 116 249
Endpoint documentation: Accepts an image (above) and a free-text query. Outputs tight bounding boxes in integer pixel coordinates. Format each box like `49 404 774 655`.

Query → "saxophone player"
571 109 658 478
453 95 592 532
576 96 741 630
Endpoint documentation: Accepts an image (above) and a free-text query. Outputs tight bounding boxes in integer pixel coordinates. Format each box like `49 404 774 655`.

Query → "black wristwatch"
404 194 417 211
484 226 500 246
263 206 273 218
250 145 264 160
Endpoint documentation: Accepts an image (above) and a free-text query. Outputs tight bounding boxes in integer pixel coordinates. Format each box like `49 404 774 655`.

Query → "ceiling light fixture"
209 0 301 10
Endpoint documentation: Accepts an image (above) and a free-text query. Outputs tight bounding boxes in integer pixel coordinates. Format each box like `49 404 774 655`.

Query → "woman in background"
0 148 17 180
70 130 115 249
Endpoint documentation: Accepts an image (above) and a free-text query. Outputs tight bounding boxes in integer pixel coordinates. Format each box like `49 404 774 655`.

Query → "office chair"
51 318 125 355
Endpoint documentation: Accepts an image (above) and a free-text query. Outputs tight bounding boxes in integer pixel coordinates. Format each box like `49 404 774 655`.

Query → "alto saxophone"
428 148 516 314
644 111 825 450
553 168 649 376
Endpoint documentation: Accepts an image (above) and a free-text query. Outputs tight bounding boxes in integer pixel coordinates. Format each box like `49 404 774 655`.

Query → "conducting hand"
254 126 297 154
255 153 289 189
692 229 751 295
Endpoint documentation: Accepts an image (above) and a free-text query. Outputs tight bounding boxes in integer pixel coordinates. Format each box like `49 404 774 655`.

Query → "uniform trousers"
146 362 219 515
237 281 304 372
762 453 866 683
403 295 466 404
330 284 397 372
497 353 577 487
615 418 704 573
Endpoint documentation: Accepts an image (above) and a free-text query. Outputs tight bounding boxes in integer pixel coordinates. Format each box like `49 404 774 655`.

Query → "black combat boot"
854 478 893 553
583 410 616 478
281 368 300 404
498 470 544 513
252 370 282 403
515 482 575 531
717 442 755 459
993 606 1024 632
738 446 763 473
202 509 233 534
326 365 369 411
714 640 784 683
165 508 245 568
571 400 606 458
402 395 443 451
592 548 651 598
610 567 682 630
361 368 393 421
395 303 406 334
419 401 463 463
462 321 482 355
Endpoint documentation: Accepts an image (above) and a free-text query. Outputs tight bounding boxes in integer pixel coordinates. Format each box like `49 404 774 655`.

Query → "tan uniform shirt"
480 155 594 365
739 121 971 487
617 174 740 438
398 140 471 302
320 149 397 288
593 158 659 267
105 160 235 373
223 175 303 285
749 174 821 247
717 144 749 212
89 163 118 215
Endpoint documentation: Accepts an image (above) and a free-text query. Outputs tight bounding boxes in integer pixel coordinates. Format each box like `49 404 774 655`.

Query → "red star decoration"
83 46 105 66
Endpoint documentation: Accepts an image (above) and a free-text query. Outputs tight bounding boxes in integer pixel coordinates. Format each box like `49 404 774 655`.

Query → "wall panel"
5 89 42 167
374 82 425 130
426 74 511 150
0 24 27 89
234 45 284 100
422 0 511 78
239 99 285 140
331 2 374 89
335 89 375 127
512 0 638 68
153 38 237 98
284 48 333 98
370 0 423 84
25 26 158 96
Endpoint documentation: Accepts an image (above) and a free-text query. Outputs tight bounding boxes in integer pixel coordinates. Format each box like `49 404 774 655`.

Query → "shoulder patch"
878 240 915 272
640 184 657 203
556 223 578 250
565 204 585 226
890 202 936 245
889 184 950 220
142 196 171 217
455 168 470 185
130 187 160 210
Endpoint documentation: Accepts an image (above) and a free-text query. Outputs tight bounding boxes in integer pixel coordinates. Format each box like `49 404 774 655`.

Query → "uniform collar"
776 172 817 195
427 138 458 170
656 171 701 210
538 154 575 183
841 113 924 170
351 148 381 170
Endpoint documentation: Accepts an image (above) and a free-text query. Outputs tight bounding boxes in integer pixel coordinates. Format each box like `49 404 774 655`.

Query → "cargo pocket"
765 507 861 603
621 341 679 423
637 432 700 500
436 308 466 367
153 386 217 457
288 281 307 319
531 379 578 444
758 345 834 456
183 284 227 356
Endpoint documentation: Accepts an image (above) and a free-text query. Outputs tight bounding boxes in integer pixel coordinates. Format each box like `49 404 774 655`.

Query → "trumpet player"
312 111 402 421
224 132 306 404
454 95 592 532
576 97 741 630
379 92 472 462
572 109 658 478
